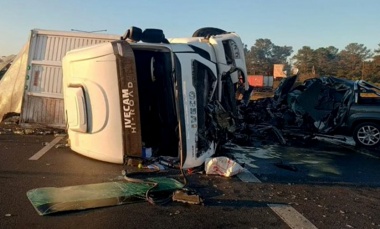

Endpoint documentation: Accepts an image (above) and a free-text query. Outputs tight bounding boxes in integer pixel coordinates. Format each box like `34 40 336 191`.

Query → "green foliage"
291 46 315 74
365 49 380 82
337 43 373 80
245 40 380 83
245 38 293 75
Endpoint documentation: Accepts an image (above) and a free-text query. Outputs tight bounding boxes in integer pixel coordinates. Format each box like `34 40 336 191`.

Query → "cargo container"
19 29 119 128
247 75 274 91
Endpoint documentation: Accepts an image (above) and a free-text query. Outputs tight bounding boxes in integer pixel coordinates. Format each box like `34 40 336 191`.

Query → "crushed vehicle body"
278 76 354 133
62 27 248 168
236 75 380 148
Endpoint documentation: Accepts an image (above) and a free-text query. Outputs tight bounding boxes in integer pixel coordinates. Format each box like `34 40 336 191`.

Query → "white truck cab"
62 27 247 168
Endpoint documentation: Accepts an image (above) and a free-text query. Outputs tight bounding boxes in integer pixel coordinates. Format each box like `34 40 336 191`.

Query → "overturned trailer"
0 29 119 127
63 27 248 168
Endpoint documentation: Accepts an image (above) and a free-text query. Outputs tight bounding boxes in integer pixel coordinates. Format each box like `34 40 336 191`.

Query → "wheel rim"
357 125 380 146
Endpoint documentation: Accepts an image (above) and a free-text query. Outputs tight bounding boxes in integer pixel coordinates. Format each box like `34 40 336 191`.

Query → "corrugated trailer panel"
32 35 114 63
29 65 62 95
25 96 65 127
21 29 119 128
263 76 274 88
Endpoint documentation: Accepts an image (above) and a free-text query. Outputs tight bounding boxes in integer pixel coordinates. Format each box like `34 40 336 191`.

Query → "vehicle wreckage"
5 24 372 174
18 26 380 214
233 75 380 149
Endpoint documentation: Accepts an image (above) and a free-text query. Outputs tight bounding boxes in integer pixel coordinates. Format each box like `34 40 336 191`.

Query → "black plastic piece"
121 26 142 42
141 29 165 43
192 27 226 37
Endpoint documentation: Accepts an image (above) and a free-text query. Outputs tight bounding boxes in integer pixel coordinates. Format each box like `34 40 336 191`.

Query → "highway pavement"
1 133 379 229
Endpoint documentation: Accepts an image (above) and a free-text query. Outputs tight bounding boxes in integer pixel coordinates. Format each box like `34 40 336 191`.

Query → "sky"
1 0 379 56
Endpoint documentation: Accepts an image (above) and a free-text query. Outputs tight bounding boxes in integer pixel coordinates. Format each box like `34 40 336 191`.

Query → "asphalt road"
1 134 380 229
224 137 380 186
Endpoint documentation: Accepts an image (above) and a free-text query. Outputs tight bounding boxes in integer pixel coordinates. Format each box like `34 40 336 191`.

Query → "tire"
192 27 226 37
352 122 380 148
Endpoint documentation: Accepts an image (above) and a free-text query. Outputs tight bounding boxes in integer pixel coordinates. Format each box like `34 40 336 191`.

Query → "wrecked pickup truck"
240 75 380 148
62 27 248 168
337 79 380 148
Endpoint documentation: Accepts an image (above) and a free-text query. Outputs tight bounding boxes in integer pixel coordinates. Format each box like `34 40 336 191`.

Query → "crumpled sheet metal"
230 76 357 146
287 77 354 133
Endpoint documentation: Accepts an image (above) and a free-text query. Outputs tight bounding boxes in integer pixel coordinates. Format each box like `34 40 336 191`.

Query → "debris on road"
55 143 70 149
172 188 203 205
0 113 65 136
27 177 184 215
205 156 244 177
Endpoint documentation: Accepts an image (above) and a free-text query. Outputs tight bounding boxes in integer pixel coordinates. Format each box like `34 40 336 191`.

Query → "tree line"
245 39 380 83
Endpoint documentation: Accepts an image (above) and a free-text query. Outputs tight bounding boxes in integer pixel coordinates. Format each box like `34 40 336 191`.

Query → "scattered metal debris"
0 113 66 136
172 189 203 205
55 143 70 149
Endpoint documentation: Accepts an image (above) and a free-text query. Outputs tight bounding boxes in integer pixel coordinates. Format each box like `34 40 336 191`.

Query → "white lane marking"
237 168 318 229
268 204 318 229
29 137 64 160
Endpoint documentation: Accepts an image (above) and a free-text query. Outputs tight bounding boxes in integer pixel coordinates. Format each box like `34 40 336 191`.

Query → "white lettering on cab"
122 82 137 133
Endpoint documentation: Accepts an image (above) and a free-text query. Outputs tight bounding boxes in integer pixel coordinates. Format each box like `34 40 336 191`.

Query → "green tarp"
27 177 183 215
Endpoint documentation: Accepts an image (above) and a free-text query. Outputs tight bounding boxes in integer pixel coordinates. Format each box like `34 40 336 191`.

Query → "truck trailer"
22 30 119 127
62 27 248 169
0 29 119 126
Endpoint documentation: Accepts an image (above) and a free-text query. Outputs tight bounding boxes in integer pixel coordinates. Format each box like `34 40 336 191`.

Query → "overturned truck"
62 27 248 168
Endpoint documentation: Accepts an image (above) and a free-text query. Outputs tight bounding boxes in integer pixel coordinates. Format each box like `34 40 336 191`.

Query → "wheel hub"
358 125 380 146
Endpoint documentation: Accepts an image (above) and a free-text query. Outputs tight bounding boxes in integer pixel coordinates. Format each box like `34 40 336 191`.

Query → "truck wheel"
353 122 380 148
192 27 226 37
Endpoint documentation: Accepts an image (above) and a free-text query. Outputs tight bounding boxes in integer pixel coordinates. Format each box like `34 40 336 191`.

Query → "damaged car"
238 75 380 148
